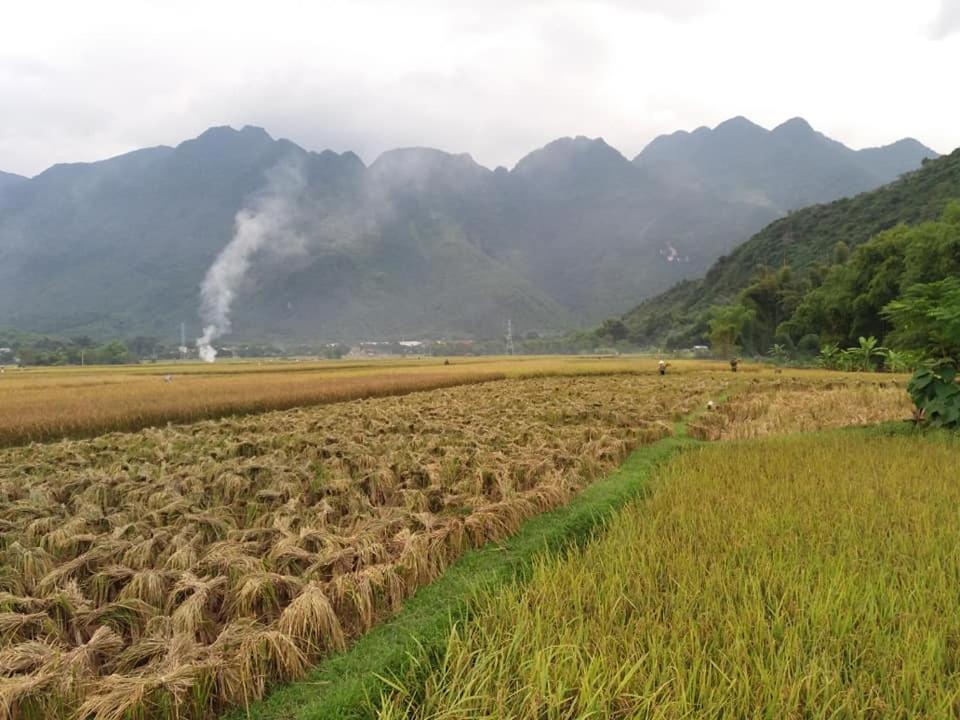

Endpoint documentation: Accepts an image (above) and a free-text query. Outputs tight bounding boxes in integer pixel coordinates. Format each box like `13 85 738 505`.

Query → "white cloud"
0 0 957 176
929 0 960 38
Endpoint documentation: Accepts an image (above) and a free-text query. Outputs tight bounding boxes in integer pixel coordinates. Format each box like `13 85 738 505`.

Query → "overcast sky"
2 0 958 177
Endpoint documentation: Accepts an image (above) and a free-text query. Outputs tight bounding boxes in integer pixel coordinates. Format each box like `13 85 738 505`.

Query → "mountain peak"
512 135 630 178
371 147 485 174
876 137 938 154
772 117 815 135
714 116 767 134
239 125 272 140
369 147 489 190
185 125 276 149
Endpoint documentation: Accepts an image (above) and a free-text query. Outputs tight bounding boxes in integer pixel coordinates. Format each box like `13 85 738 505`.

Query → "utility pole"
506 318 515 356
179 322 187 360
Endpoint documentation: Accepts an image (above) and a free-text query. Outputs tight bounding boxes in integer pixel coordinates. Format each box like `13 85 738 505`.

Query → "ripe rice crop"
0 374 727 719
0 366 504 448
687 376 912 439
0 355 732 448
377 431 960 719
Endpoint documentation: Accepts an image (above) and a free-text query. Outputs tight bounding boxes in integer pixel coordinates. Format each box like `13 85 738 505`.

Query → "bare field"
0 373 729 719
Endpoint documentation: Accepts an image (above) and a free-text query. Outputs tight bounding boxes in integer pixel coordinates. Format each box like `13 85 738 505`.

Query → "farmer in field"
658 360 667 376
730 357 739 372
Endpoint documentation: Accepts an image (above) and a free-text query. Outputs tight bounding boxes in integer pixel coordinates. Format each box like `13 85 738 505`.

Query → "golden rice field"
0 355 731 448
0 362 498 448
0 373 731 719
377 431 960 719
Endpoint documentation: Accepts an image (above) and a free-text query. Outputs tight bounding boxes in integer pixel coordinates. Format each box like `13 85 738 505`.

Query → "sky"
1 0 958 177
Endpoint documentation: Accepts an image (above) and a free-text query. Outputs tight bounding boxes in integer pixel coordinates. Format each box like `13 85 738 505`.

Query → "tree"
883 275 960 427
598 319 628 343
95 341 131 365
832 240 850 265
883 277 960 359
708 304 756 358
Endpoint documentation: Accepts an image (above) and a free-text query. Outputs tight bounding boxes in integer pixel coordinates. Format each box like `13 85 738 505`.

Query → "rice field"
0 362 501 448
0 355 731 448
376 431 960 719
687 376 913 440
0 373 730 719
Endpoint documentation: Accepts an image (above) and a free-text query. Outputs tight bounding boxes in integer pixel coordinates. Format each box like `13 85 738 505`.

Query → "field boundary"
225 429 699 719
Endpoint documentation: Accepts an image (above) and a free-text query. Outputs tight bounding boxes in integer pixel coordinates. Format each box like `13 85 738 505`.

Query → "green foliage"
708 304 756 357
882 274 960 426
597 319 628 342
907 361 960 427
880 348 922 373
850 335 886 372
767 343 789 364
664 201 960 370
815 342 841 369
883 276 960 359
8 335 134 366
796 333 821 355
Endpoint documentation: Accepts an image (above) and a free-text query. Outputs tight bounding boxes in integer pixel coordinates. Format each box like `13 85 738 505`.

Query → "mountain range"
621 147 960 347
0 119 938 343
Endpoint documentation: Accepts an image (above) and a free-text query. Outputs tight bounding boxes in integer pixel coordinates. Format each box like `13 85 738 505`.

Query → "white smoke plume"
196 158 308 362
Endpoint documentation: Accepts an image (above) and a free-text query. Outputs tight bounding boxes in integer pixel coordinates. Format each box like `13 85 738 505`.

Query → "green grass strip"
226 431 697 720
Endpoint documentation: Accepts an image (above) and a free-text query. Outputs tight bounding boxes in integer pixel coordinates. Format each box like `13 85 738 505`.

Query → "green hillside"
623 149 960 347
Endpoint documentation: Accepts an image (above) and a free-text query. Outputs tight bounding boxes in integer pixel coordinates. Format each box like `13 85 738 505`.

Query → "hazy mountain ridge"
0 119 938 342
621 148 960 347
634 116 936 212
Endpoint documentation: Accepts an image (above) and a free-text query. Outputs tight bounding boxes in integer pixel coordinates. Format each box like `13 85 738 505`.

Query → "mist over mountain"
0 119 937 343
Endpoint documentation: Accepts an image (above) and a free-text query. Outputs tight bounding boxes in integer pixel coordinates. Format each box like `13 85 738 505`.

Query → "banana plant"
847 336 886 372
815 342 840 369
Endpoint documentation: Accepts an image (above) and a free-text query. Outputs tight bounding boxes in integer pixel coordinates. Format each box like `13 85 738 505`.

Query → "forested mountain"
0 120 937 343
621 149 960 348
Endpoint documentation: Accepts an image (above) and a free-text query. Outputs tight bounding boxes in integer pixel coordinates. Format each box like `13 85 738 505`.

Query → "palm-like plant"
768 344 790 365
881 348 919 373
848 336 886 372
815 342 840 369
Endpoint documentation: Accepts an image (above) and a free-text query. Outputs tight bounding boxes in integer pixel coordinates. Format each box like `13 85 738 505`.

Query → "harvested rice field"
0 368 925 719
0 356 731 448
0 373 728 719
687 376 913 440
